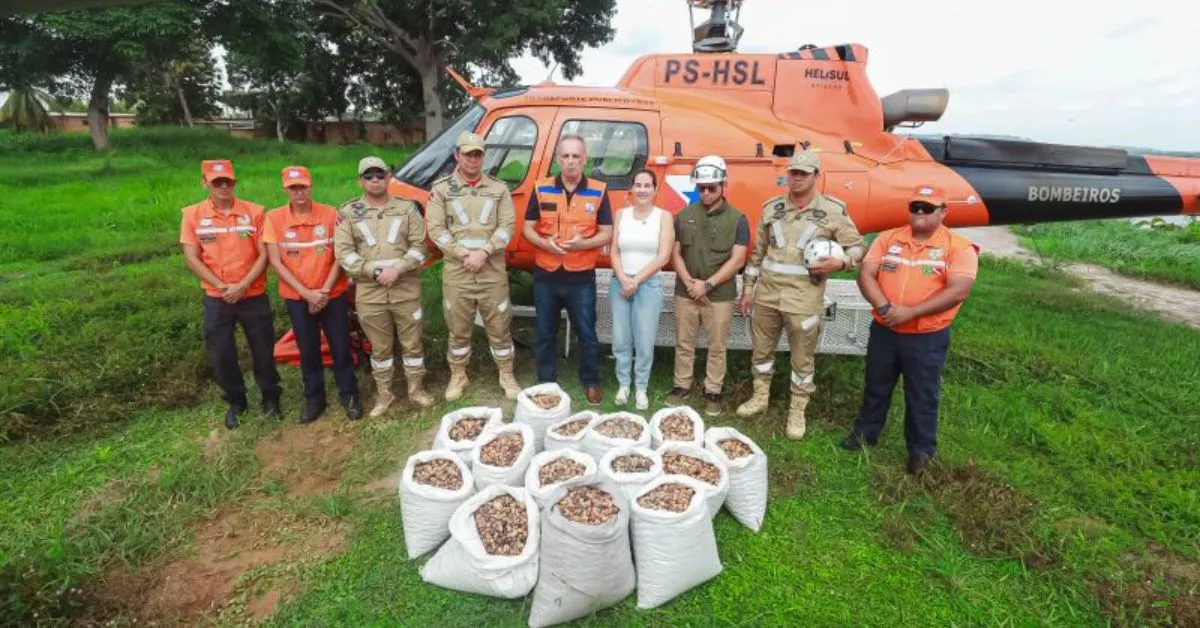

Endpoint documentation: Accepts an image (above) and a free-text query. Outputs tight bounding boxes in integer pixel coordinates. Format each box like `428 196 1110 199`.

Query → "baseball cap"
909 184 948 206
281 165 312 188
202 159 236 182
786 150 820 173
358 156 388 176
457 131 485 153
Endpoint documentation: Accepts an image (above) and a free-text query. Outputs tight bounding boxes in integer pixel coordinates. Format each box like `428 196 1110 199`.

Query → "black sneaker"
664 387 690 407
342 394 363 421
224 398 247 430
704 393 722 417
907 452 933 476
299 398 326 424
841 432 877 451
261 394 282 420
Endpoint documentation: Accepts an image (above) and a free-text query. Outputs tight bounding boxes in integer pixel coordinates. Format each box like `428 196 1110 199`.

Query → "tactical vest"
675 200 744 302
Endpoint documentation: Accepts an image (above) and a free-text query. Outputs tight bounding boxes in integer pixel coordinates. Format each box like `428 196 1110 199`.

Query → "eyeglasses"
909 202 943 215
698 184 720 193
210 178 234 188
361 170 388 181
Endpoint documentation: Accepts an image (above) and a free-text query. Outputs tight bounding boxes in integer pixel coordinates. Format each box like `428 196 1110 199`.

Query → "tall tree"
312 0 618 138
122 34 221 127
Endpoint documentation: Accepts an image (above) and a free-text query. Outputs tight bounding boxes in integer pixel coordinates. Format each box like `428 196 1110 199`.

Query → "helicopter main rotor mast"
687 0 745 53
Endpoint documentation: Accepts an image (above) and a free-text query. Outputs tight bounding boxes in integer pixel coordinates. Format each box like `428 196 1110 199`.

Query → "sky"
509 0 1200 152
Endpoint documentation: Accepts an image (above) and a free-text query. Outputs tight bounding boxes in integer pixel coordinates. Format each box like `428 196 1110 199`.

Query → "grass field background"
1 129 1197 626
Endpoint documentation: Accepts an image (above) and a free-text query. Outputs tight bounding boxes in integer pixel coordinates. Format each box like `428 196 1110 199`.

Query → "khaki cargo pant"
443 280 515 366
358 299 426 382
673 296 735 394
749 302 820 401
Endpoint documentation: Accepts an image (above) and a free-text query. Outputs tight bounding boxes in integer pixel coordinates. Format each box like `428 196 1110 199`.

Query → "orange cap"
909 184 947 207
202 159 235 182
281 165 312 188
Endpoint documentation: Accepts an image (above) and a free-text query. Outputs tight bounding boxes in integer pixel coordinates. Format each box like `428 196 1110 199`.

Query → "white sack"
528 480 635 628
630 475 723 609
648 406 706 449
543 411 599 453
523 449 598 510
419 484 541 599
657 442 730 520
597 446 664 504
583 412 651 462
399 449 476 559
514 383 572 451
704 427 769 532
471 422 536 490
431 407 504 467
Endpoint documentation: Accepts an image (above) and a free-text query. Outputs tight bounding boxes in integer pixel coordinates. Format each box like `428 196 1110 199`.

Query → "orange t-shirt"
865 225 979 334
262 203 347 301
179 198 267 298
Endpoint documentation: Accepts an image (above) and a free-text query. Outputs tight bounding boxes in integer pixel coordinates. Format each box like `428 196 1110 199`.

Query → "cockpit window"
394 104 486 189
549 120 649 190
483 116 538 191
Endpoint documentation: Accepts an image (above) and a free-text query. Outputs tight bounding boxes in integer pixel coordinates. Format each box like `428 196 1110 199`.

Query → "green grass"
1 129 1198 626
1013 219 1200 289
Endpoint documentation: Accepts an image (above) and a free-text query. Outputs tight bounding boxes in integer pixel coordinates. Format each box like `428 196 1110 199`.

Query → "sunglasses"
909 202 943 215
210 178 234 188
698 184 720 193
361 170 388 181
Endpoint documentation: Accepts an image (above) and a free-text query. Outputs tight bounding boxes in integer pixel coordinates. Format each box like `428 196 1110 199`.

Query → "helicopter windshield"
394 104 486 189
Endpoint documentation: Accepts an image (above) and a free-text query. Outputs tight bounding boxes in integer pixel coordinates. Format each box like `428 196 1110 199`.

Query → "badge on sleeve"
315 225 326 237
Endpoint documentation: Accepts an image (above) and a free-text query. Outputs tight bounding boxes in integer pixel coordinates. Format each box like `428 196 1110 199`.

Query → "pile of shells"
412 459 463 490
662 452 721 486
449 417 489 441
473 494 528 556
659 413 696 442
718 438 754 460
557 486 620 524
610 454 654 474
636 482 695 513
594 418 643 440
553 418 591 437
538 457 587 487
479 433 524 467
529 393 562 409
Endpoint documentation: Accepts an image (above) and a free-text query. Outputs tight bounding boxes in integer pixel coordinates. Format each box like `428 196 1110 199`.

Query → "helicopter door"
821 171 870 228
474 107 559 257
544 109 663 215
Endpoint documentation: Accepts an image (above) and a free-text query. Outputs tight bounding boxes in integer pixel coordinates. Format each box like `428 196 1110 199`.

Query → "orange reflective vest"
532 176 607 272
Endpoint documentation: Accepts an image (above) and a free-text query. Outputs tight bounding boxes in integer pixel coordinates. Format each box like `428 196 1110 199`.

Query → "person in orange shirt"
263 166 362 423
842 184 979 475
180 159 282 430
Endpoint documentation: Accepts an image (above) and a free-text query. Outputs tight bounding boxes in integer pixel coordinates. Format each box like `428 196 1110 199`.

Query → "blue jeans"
534 279 600 387
285 294 359 402
609 274 664 390
851 321 952 456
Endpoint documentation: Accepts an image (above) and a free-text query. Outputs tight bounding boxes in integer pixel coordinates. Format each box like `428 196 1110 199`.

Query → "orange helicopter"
387 0 1200 271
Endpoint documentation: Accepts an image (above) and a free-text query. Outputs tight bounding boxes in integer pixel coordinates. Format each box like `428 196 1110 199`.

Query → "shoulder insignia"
431 174 451 186
823 194 847 208
811 209 827 219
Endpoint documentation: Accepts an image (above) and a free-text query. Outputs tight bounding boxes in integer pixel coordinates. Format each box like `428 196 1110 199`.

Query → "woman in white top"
609 169 675 409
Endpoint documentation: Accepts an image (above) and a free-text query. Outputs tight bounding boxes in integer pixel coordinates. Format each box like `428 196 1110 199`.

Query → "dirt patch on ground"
97 506 346 624
255 420 357 498
1096 542 1200 626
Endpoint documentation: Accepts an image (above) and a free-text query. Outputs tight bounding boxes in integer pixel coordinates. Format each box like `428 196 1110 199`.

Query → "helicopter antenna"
686 0 744 53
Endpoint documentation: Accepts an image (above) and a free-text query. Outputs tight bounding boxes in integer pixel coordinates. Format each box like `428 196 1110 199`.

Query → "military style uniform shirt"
425 172 515 285
744 193 866 314
333 196 429 304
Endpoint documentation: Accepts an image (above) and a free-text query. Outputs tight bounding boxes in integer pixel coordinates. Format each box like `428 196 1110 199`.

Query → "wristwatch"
875 303 892 315
372 267 383 280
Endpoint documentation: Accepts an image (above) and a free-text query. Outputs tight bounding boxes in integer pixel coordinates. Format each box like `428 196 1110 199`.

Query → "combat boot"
497 360 521 400
736 378 771 417
785 395 808 440
370 371 395 418
408 375 434 408
444 362 469 401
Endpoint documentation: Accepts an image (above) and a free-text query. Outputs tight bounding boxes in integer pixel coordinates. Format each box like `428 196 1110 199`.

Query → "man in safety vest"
842 184 979 475
263 165 362 423
180 159 282 430
521 133 614 405
426 132 522 400
333 156 433 417
737 150 866 439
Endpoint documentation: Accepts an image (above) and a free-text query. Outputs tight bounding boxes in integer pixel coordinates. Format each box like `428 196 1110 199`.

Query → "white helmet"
691 155 728 185
804 238 846 267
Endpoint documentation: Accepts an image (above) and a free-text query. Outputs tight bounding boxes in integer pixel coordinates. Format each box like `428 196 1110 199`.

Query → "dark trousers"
285 294 358 402
534 280 600 387
202 294 282 405
852 321 952 456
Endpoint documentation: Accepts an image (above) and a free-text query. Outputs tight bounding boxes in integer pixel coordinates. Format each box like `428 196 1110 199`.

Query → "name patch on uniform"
882 262 899 272
200 218 212 227
887 244 903 254
285 230 297 239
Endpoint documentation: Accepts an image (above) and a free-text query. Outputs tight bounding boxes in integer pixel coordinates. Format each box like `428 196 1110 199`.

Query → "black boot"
261 393 282 420
907 452 933 476
225 397 247 430
841 432 877 451
342 394 363 421
299 397 326 424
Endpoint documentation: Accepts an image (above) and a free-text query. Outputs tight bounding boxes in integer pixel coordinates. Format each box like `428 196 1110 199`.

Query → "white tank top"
617 205 664 275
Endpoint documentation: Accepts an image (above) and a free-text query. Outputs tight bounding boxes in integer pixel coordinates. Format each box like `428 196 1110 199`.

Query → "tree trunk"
167 70 194 127
87 73 113 152
418 59 444 141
